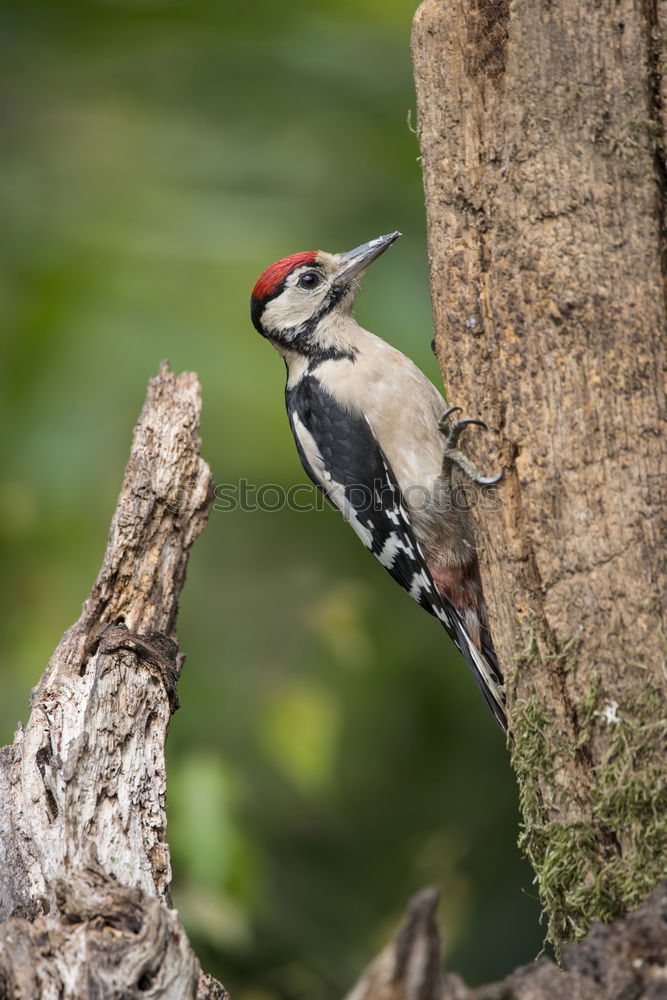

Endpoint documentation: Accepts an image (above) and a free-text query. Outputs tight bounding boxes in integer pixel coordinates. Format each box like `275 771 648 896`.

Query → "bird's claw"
439 408 503 486
437 405 461 432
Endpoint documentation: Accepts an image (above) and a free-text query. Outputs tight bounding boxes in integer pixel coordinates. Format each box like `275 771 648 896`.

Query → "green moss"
508 630 539 703
511 685 667 949
574 679 600 747
549 635 582 675
590 687 667 910
511 695 570 942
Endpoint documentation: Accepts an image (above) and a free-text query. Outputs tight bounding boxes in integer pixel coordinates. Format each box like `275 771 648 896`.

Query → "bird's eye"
297 271 322 290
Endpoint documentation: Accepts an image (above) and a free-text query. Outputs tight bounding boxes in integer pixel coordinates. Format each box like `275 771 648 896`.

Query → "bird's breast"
313 350 446 496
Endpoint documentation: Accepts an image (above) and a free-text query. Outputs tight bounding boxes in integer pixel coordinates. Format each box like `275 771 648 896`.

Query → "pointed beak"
335 231 401 284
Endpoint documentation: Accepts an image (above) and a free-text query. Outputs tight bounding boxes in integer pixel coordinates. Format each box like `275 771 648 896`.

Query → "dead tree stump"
0 363 225 999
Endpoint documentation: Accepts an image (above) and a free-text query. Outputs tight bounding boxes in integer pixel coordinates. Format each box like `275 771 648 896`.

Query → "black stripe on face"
254 272 358 364
296 282 347 336
285 284 358 363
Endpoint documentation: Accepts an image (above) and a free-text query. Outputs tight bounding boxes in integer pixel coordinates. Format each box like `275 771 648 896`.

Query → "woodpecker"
250 232 506 731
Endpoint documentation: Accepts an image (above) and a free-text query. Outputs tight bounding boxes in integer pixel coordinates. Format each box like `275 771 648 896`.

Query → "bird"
250 232 506 731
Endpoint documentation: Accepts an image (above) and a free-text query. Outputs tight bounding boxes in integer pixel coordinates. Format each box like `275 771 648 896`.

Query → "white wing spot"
377 532 417 569
409 568 432 602
377 534 401 568
329 482 374 549
292 413 373 548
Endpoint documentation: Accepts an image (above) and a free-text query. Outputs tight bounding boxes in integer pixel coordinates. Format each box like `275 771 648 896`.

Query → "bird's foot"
438 406 503 486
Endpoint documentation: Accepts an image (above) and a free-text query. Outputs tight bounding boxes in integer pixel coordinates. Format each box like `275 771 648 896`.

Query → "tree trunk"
0 363 226 999
411 0 667 945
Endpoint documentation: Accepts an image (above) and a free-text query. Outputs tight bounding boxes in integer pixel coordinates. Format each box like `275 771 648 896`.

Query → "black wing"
286 375 451 621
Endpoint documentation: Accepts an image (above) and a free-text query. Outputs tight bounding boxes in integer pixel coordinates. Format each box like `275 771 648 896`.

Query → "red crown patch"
252 251 318 301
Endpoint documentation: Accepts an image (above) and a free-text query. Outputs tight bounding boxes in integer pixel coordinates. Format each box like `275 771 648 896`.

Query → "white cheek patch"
262 278 329 335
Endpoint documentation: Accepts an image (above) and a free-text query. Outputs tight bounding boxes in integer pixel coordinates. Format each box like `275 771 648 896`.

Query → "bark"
411 0 667 946
344 880 667 1000
0 363 225 999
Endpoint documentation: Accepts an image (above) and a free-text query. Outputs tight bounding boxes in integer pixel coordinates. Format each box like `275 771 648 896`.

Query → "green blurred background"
0 1 544 995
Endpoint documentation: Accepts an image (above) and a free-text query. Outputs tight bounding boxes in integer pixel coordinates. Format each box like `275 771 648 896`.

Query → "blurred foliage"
0 0 544 996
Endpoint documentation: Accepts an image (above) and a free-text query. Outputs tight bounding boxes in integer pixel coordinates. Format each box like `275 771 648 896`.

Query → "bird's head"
250 232 401 359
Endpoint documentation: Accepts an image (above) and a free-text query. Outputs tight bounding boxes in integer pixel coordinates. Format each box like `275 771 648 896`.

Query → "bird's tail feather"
449 613 507 732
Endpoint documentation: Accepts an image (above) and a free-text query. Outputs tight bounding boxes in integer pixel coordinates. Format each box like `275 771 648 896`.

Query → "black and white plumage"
286 374 441 616
251 233 506 731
